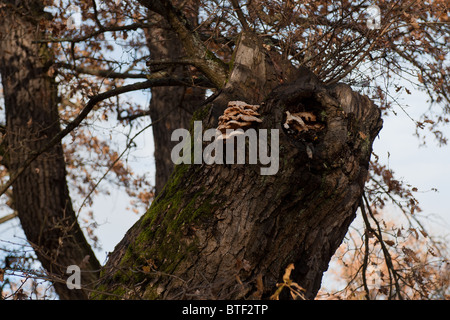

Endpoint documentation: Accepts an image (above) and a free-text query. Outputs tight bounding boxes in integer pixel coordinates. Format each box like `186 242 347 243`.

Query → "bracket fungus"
283 111 325 133
217 101 262 140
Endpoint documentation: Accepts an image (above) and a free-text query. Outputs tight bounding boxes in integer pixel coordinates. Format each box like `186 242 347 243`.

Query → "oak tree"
0 0 448 299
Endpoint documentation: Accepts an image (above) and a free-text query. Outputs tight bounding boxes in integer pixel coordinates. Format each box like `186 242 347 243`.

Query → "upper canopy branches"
139 0 229 88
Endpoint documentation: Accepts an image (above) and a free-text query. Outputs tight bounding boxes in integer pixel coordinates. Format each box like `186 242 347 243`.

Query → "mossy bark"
94 32 382 300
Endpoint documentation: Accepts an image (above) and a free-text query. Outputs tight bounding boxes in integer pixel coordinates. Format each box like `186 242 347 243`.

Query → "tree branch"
230 0 250 31
361 193 404 300
0 76 209 199
33 22 151 44
76 121 157 217
360 199 371 300
117 110 152 122
146 58 204 68
91 0 104 31
139 0 229 88
0 212 17 225
55 62 149 79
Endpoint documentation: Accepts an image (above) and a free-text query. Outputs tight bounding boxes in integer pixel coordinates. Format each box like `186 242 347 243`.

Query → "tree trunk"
95 32 382 300
0 1 100 299
146 1 205 195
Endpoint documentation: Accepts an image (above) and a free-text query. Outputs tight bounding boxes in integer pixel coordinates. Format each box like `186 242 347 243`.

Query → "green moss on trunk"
102 143 223 299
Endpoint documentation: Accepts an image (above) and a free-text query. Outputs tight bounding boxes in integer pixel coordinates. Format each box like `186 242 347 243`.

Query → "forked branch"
0 76 206 199
138 0 229 88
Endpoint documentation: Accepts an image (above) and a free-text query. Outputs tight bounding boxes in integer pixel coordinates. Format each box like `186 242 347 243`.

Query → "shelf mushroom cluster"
217 101 262 140
283 111 324 133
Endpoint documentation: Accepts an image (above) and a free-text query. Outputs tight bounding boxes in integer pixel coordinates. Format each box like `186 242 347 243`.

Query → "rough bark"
94 32 382 300
0 1 100 299
146 1 205 195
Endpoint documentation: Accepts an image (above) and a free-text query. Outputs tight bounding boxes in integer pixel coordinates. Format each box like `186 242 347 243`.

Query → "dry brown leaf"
252 273 264 299
402 246 420 263
419 229 428 238
142 265 151 273
282 263 295 283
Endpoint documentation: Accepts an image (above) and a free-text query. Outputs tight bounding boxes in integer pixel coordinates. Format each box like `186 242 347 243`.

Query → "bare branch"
146 58 204 68
76 121 156 217
360 199 371 300
229 0 250 31
0 212 17 225
361 193 404 300
139 0 229 88
33 23 150 44
55 62 149 79
0 76 210 199
90 0 104 30
117 110 152 122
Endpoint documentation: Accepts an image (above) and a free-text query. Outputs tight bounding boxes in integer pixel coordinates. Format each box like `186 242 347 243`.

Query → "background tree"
0 0 448 299
0 0 100 299
145 0 205 195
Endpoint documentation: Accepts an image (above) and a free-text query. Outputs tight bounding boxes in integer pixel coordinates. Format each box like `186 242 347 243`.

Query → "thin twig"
76 120 157 217
360 199 371 299
362 193 404 300
0 78 177 199
229 0 250 31
0 212 18 225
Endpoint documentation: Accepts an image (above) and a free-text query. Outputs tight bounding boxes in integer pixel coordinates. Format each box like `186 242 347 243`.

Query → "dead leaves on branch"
270 264 306 300
369 161 423 215
319 156 448 300
319 197 449 300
